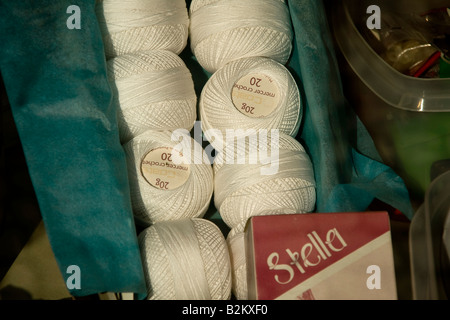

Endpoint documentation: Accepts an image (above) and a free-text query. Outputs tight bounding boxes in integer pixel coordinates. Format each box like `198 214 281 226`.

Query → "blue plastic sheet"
0 0 147 296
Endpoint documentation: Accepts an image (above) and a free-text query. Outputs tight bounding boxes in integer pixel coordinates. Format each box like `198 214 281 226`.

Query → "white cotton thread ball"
123 130 213 225
96 0 189 59
138 218 232 300
107 50 197 144
200 56 302 150
213 132 316 231
189 0 293 73
226 226 248 300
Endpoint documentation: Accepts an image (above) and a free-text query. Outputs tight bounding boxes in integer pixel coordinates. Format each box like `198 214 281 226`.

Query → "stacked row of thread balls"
190 0 317 299
96 0 230 300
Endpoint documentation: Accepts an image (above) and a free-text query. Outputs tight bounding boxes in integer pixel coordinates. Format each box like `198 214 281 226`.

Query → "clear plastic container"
334 0 450 111
409 168 450 299
331 0 450 204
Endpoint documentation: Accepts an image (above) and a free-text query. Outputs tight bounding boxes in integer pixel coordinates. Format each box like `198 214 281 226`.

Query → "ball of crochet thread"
138 218 232 300
189 0 293 73
213 132 316 231
107 50 197 144
123 130 213 225
199 56 301 151
96 0 189 59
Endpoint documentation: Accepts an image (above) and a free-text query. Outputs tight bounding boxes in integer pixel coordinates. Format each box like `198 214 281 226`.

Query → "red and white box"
245 211 397 300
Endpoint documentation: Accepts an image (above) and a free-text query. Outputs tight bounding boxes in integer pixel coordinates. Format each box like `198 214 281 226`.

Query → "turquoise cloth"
287 0 414 219
0 0 147 296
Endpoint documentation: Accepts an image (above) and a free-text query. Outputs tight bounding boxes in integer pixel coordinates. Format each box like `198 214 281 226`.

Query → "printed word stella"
267 227 347 284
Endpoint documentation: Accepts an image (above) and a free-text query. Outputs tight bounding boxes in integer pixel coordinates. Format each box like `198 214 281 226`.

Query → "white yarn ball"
107 50 197 144
226 226 248 300
138 218 232 300
96 0 189 59
200 56 302 151
123 130 213 225
189 0 293 73
213 132 316 231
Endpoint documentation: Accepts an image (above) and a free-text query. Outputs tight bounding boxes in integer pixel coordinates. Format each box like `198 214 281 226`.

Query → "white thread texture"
138 218 232 300
200 56 301 151
226 227 247 300
123 130 213 225
213 132 316 231
189 0 293 73
107 50 197 144
96 0 189 58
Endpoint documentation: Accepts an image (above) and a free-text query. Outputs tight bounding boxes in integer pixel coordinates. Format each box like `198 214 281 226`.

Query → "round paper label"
231 73 280 118
141 147 191 190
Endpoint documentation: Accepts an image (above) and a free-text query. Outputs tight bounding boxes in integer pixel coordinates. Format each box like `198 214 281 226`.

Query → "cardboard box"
245 211 397 300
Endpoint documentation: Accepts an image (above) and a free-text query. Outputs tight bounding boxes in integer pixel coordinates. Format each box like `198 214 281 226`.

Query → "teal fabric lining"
287 0 413 218
0 0 147 297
